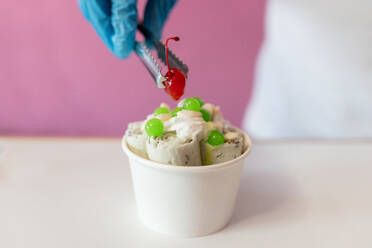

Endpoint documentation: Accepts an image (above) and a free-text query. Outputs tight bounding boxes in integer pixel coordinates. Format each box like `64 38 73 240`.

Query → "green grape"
194 97 204 107
154 107 170 116
145 118 164 137
200 109 211 122
171 107 183 117
183 98 201 112
207 130 225 146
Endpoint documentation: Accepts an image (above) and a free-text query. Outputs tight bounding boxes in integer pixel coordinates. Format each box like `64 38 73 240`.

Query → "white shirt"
244 0 372 139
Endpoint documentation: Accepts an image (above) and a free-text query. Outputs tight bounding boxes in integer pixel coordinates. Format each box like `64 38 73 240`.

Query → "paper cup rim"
122 129 252 173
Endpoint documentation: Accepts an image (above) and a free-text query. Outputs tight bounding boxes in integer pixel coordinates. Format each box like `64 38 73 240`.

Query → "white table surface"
1 137 371 248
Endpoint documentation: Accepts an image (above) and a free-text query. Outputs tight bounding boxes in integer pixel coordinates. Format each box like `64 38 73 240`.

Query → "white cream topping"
156 113 172 122
139 102 227 141
177 110 202 119
177 98 186 108
164 115 206 141
201 103 214 114
159 102 170 110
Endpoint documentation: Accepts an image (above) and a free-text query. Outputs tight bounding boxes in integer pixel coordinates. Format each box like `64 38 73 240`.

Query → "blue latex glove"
79 0 177 58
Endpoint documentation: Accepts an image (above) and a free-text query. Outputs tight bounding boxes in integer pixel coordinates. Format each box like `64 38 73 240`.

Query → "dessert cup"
122 131 252 237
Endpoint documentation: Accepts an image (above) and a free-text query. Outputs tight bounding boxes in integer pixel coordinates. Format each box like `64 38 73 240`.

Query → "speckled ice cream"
124 99 249 166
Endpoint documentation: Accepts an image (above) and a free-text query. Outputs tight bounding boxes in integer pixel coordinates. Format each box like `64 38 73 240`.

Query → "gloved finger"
78 0 114 52
78 0 92 22
111 0 138 58
143 0 178 48
78 0 138 58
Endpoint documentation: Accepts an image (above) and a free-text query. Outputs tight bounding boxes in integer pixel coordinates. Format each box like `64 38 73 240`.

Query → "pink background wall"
0 0 265 136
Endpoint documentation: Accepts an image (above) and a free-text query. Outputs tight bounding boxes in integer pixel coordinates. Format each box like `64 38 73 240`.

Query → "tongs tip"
135 24 189 88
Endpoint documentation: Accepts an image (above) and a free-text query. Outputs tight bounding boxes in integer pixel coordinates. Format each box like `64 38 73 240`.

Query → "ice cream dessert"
124 98 249 166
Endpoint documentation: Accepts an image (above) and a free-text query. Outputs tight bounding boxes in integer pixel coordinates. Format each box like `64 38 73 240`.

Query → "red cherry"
164 68 186 100
163 37 186 101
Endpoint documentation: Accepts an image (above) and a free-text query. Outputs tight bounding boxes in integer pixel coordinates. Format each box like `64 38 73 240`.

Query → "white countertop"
1 137 371 247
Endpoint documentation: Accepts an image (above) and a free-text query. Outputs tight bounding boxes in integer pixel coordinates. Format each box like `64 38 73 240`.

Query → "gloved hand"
78 0 178 58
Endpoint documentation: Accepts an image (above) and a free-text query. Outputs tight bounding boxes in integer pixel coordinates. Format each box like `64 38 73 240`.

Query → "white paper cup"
122 133 251 237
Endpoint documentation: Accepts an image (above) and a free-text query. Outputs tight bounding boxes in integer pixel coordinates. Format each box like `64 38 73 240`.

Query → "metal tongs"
134 24 189 88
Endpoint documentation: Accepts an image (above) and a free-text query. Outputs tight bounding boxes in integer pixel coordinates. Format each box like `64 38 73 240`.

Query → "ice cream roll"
125 121 148 158
201 131 245 165
146 132 202 166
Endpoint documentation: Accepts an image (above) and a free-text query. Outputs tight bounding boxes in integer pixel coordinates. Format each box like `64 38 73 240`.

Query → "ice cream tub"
122 132 252 237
